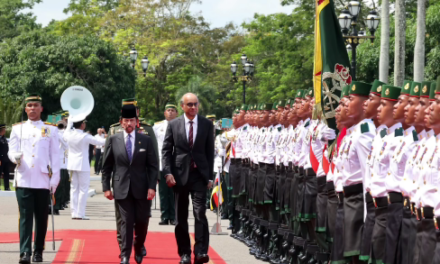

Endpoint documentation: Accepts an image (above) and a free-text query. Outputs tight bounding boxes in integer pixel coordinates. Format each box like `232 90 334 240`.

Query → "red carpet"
0 230 227 264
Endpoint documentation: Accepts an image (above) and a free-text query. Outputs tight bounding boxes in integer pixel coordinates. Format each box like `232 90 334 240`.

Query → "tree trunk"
413 0 427 82
379 0 390 83
394 0 406 86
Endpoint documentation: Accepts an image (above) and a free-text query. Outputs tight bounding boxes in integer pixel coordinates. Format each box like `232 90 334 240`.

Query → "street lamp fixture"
230 57 255 104
339 1 380 80
241 54 247 65
129 48 138 68
141 56 149 75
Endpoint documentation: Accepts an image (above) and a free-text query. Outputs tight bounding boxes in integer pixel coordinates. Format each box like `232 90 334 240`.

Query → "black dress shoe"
221 215 228 220
170 220 176 225
227 225 233 230
135 254 143 264
19 252 31 264
32 251 43 262
194 254 209 264
179 254 191 264
158 219 169 225
120 256 129 264
142 245 147 257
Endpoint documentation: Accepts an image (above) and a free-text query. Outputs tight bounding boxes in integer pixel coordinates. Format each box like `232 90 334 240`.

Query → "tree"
379 0 390 83
394 0 406 86
0 0 41 41
174 76 216 116
413 0 427 82
0 30 136 131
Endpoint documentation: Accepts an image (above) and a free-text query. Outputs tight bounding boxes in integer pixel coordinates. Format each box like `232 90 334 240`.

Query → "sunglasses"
186 102 198 108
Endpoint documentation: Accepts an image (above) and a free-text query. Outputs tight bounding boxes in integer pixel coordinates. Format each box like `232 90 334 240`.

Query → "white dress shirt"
153 120 169 170
123 130 136 156
184 114 198 142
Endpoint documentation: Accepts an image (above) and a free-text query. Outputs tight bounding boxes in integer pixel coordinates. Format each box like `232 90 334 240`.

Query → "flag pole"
210 167 228 235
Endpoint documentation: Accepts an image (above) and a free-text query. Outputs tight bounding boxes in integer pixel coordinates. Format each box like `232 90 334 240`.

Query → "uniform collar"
418 130 427 140
387 123 402 135
436 134 440 142
427 129 435 139
404 126 416 137
26 119 42 126
376 124 387 134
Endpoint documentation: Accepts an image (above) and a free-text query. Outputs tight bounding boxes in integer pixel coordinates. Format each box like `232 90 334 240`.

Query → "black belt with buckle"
365 192 373 204
387 192 403 204
422 206 434 219
343 182 363 196
372 196 388 208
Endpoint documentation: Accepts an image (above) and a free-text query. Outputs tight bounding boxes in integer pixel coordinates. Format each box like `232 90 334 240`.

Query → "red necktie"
189 121 194 168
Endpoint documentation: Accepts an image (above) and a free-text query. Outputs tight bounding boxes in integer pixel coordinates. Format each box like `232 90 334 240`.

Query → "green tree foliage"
0 31 136 131
0 0 41 41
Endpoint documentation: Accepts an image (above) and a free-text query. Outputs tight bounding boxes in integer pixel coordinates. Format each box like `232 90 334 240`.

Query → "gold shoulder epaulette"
12 122 24 126
140 121 152 127
44 122 56 126
154 120 164 125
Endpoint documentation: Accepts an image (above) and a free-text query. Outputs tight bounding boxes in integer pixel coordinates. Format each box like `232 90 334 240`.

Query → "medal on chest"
396 141 406 157
345 140 353 155
41 127 50 138
380 141 387 155
413 145 421 160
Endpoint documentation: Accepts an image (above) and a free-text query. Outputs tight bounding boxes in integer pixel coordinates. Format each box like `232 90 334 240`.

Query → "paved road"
0 173 257 264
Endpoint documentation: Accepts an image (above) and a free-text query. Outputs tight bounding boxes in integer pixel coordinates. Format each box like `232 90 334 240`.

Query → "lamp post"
231 54 255 104
338 1 379 80
141 56 149 77
129 47 138 68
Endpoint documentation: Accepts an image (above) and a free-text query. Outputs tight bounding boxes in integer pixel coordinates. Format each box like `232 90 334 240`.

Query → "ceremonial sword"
48 165 55 250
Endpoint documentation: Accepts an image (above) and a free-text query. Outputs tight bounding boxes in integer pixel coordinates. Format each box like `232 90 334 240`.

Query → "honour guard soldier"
205 114 217 213
153 102 178 225
52 119 69 215
8 94 61 264
428 77 440 264
411 81 436 264
358 80 386 263
341 81 375 263
0 124 10 190
370 85 403 264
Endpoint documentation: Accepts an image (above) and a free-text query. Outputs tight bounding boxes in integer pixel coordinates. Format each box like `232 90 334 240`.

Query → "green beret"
430 82 436 100
401 80 412 95
277 100 286 108
0 124 5 129
348 81 372 97
254 103 258 110
165 102 177 110
122 98 137 106
272 102 278 110
260 103 272 111
342 85 350 98
25 93 42 103
420 81 431 98
306 88 314 98
370 80 386 95
410 82 421 97
285 99 292 107
381 85 401 101
295 90 303 99
240 104 248 111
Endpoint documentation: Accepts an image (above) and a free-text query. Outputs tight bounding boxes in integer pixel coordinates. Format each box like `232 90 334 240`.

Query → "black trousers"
116 189 151 258
16 188 49 255
94 149 102 173
174 176 209 256
0 160 10 189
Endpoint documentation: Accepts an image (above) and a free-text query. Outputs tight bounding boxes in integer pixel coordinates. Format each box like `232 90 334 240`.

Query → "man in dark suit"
0 124 10 190
102 105 158 264
162 93 215 264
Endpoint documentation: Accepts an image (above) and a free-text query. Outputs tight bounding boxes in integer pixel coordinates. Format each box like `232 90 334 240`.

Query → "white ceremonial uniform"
64 121 106 218
341 119 375 187
58 129 69 170
387 126 417 195
153 120 168 171
413 129 436 208
370 123 402 198
409 130 431 208
419 134 440 209
404 130 426 205
311 121 336 177
258 126 274 164
223 128 236 173
365 125 387 193
8 120 60 191
299 119 316 170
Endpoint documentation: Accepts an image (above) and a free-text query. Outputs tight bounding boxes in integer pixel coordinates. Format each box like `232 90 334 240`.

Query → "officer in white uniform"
153 102 178 225
64 118 105 220
8 94 60 264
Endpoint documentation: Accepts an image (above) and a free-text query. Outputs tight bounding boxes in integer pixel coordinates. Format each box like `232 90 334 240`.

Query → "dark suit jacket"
102 131 158 200
162 115 214 188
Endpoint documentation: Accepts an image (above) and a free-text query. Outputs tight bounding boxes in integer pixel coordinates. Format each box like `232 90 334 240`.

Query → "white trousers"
70 171 90 218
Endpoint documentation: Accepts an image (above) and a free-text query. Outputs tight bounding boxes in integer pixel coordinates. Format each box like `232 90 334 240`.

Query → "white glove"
321 127 336 141
14 152 23 165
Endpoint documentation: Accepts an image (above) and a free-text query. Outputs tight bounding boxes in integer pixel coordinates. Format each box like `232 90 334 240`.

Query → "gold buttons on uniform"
32 155 34 157
31 165 34 168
